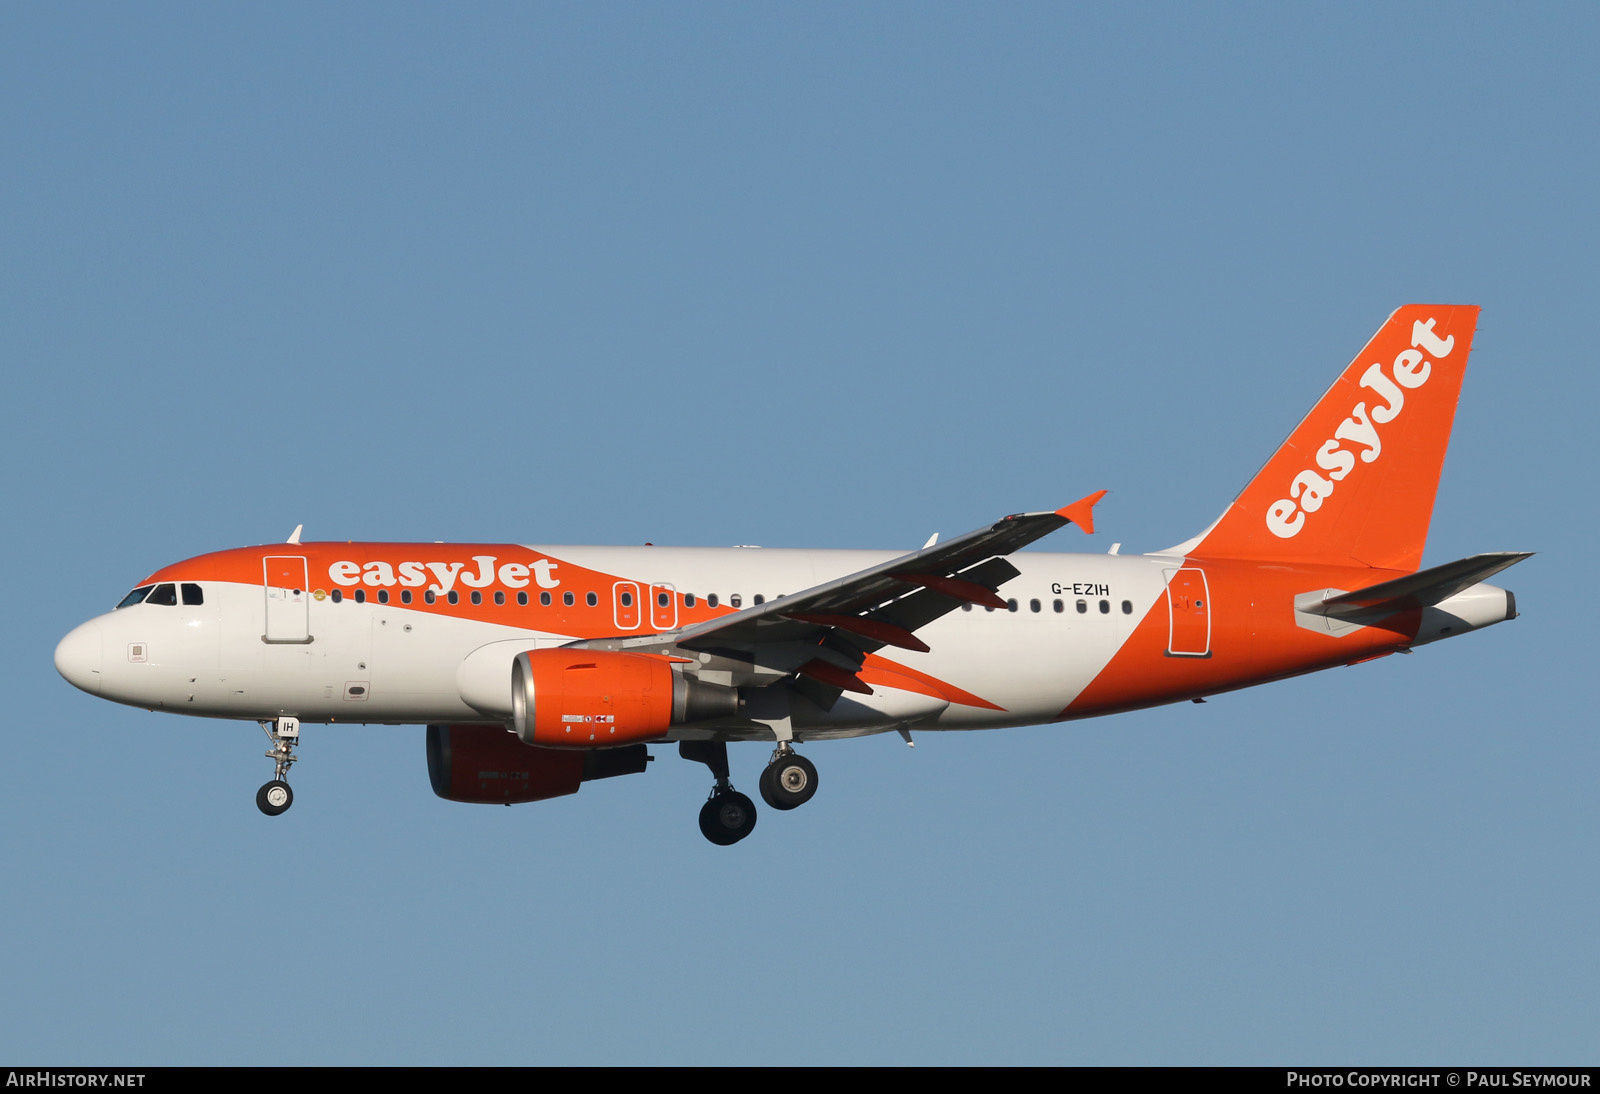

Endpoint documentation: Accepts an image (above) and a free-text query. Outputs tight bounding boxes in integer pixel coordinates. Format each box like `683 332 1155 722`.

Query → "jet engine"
511 649 739 747
425 723 650 804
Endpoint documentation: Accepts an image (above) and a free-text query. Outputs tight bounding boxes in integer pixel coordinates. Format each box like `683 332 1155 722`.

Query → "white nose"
55 621 104 695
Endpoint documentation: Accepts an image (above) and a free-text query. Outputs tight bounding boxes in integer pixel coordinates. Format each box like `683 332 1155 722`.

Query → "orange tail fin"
1185 305 1480 572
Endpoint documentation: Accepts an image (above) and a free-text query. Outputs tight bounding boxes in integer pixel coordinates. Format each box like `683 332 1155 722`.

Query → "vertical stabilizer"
1186 305 1479 571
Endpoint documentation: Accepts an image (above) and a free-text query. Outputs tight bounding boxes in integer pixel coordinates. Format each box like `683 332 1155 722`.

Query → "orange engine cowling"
426 723 650 804
511 649 738 748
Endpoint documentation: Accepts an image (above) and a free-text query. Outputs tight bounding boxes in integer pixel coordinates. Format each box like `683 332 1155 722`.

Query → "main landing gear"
680 741 821 845
758 745 818 811
256 716 299 817
680 741 756 846
699 789 757 847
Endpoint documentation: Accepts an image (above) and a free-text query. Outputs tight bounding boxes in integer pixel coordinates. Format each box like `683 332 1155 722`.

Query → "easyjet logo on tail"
1265 318 1457 539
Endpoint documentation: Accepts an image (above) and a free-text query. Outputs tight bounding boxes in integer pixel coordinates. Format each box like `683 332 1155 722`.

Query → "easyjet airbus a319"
56 306 1527 844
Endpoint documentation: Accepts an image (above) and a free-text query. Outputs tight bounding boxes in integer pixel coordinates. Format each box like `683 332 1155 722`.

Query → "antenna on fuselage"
286 524 303 545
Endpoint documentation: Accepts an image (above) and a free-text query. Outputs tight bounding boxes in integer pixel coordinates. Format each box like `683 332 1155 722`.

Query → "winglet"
1056 490 1107 535
286 524 303 545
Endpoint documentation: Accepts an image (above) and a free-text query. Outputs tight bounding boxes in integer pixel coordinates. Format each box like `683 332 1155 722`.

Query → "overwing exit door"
650 584 678 631
613 581 641 630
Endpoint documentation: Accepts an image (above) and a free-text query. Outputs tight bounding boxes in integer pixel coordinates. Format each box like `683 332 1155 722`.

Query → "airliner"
54 305 1527 845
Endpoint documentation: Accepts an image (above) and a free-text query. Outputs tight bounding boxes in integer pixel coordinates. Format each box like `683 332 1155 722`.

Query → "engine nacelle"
511 649 739 748
426 723 650 805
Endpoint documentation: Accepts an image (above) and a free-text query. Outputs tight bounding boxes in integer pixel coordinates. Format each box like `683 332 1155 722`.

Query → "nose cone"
55 621 104 695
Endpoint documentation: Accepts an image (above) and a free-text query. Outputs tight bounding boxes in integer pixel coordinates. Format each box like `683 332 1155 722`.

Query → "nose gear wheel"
256 718 300 817
256 780 293 816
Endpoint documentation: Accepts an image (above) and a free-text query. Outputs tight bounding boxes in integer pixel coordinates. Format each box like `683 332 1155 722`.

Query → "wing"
574 491 1106 707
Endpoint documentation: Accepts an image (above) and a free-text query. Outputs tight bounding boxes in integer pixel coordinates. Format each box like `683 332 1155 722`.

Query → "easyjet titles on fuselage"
327 555 562 595
1265 317 1457 540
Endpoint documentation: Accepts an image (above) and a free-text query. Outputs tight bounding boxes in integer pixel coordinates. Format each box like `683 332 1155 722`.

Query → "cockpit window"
181 583 204 606
146 583 178 606
116 585 154 609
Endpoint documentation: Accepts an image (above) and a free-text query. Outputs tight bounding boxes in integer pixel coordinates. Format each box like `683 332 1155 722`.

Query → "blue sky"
2 3 1594 1064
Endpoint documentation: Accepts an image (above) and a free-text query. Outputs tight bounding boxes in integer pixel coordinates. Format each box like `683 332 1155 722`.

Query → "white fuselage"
58 546 1168 738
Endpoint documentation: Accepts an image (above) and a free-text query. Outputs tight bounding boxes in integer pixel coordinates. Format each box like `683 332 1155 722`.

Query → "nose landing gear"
256 717 300 817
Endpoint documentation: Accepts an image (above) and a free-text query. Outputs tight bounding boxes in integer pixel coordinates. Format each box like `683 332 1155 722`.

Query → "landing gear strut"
758 745 818 811
680 741 756 846
257 717 300 817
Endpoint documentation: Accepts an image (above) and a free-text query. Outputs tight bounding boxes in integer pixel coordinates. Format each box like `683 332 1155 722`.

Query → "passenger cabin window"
961 602 972 611
586 592 598 607
1030 599 1041 613
354 589 366 604
730 595 742 608
447 591 459 605
517 592 528 606
1122 600 1133 615
378 590 389 604
563 592 574 607
1053 599 1064 613
181 583 203 606
539 592 550 606
753 594 765 605
424 591 436 605
116 585 153 609
657 591 670 607
494 591 505 606
331 589 343 603
1006 598 1018 612
147 583 177 606
471 591 481 605
1076 599 1087 614
1099 599 1110 614
684 593 696 608
401 591 412 604
620 591 634 607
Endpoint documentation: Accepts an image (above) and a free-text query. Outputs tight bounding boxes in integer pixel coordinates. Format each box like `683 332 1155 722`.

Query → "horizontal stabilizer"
1306 552 1533 621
